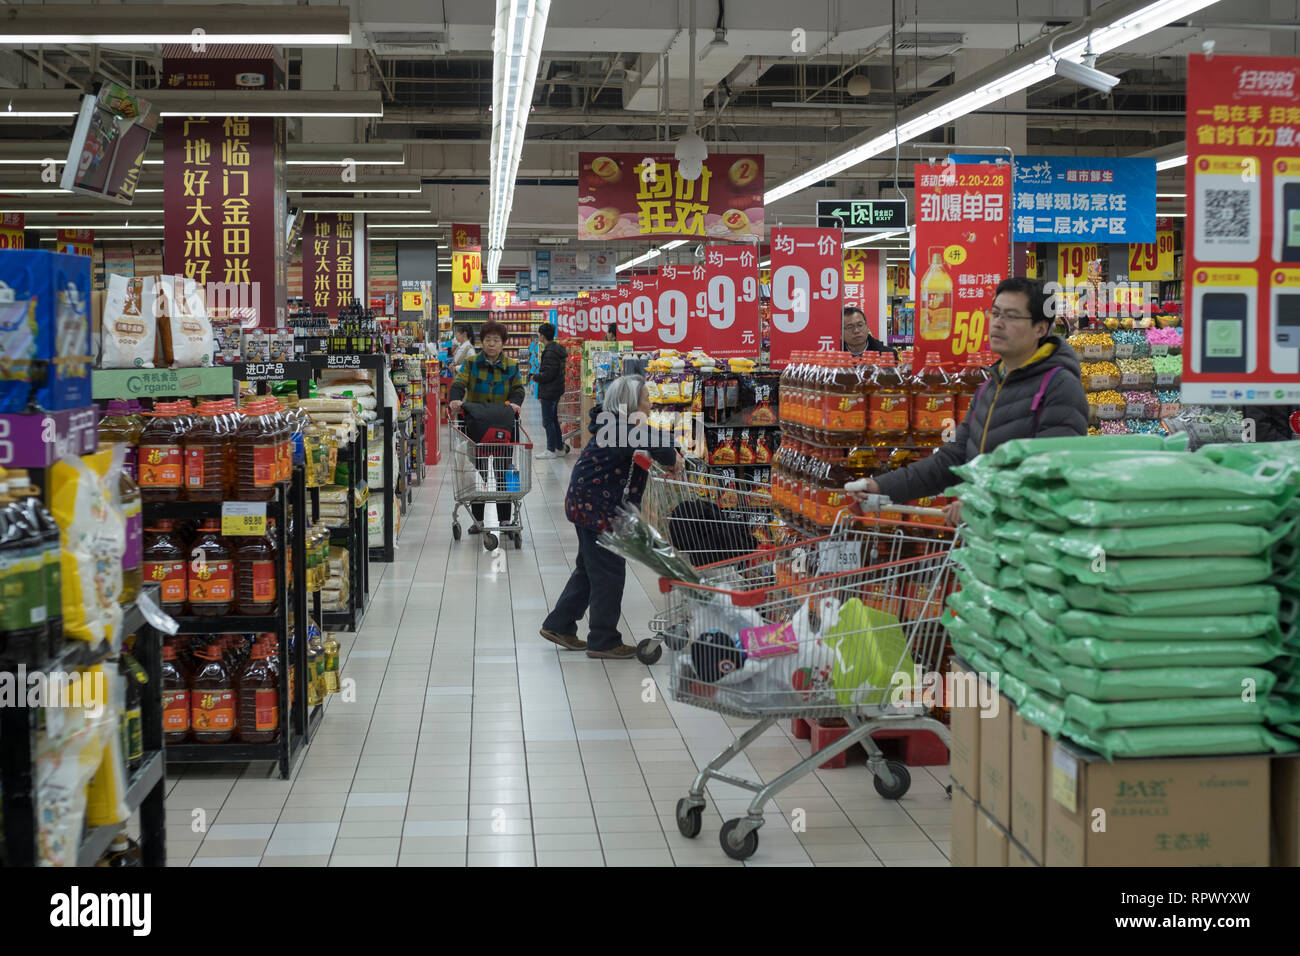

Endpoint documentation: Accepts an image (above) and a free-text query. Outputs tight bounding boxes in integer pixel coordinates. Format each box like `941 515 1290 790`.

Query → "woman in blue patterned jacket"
540 375 682 660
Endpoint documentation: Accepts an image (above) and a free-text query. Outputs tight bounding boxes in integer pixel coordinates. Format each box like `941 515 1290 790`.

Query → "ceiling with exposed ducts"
2 0 1299 267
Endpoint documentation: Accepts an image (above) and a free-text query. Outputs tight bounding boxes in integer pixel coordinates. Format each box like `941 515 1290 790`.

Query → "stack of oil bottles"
773 348 997 535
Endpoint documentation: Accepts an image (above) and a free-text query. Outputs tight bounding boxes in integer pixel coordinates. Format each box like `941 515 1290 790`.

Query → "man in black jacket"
852 277 1088 524
843 307 897 357
534 322 569 459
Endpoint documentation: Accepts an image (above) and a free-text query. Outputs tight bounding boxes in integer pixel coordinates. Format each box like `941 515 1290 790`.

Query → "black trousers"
542 524 627 651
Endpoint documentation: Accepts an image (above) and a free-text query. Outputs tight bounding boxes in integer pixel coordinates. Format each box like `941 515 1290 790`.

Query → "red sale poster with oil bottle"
912 162 1011 366
1183 52 1300 404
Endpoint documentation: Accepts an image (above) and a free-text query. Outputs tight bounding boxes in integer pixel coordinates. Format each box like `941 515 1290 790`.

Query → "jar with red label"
234 526 279 615
189 641 236 743
143 520 188 616
235 400 278 500
184 402 233 501
909 352 955 448
237 640 280 743
137 403 188 501
161 639 191 745
187 519 235 616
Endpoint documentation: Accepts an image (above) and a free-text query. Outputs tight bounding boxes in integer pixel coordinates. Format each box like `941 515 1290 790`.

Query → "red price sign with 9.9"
617 271 662 348
768 227 842 368
646 264 705 349
702 245 761 358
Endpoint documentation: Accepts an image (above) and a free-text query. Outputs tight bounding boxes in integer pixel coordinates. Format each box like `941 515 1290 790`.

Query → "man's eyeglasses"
843 320 868 331
988 307 1032 322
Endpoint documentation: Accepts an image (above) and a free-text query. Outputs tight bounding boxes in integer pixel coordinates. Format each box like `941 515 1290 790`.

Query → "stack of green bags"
942 432 1300 760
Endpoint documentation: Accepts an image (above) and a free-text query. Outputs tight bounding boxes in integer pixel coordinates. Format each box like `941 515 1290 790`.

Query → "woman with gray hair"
540 375 683 660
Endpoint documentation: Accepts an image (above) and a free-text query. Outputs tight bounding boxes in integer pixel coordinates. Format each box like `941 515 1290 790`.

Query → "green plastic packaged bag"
1025 522 1290 562
986 433 1185 468
1018 689 1068 737
960 505 998 542
821 598 913 707
1000 648 1064 698
1051 662 1278 701
945 591 1000 642
996 564 1026 590
1023 584 1069 621
1056 607 1283 643
1020 492 1287 529
1063 722 1299 760
996 540 1029 569
1050 553 1273 592
1016 450 1298 501
949 482 1000 520
1001 615 1030 649
1199 441 1300 479
1022 560 1276 601
1063 693 1300 731
998 672 1031 706
992 520 1039 544
1048 635 1283 670
951 545 1001 589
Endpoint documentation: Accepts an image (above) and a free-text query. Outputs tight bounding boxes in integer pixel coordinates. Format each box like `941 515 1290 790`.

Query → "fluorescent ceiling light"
1156 154 1188 171
759 259 770 268
764 0 1223 205
290 183 423 195
844 229 907 248
367 222 441 229
286 159 403 166
1156 192 1186 198
485 0 552 281
0 187 160 194
0 4 351 45
29 224 163 231
616 248 661 272
660 240 688 250
4 208 163 214
2 90 383 120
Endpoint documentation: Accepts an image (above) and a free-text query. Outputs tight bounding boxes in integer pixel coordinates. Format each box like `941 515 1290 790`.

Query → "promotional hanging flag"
768 227 842 368
701 245 761 358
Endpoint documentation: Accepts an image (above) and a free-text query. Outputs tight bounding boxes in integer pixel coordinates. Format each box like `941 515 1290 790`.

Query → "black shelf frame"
143 468 316 779
308 431 368 633
0 586 168 867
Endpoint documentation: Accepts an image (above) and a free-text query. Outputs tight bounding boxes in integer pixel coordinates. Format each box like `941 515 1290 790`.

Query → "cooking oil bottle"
910 352 955 448
867 353 910 447
918 247 953 342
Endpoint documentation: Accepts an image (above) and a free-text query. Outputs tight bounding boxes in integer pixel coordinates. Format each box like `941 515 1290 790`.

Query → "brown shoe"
540 628 586 651
586 644 638 660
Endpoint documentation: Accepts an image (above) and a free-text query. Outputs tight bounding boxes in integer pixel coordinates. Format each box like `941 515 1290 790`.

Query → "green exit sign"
816 199 907 232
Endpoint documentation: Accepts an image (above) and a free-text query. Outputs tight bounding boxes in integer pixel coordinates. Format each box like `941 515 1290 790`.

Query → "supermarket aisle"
162 405 953 867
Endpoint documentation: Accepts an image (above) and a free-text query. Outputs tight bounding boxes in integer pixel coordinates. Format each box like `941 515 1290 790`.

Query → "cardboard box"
1272 754 1300 866
975 805 1008 867
948 660 982 802
1045 742 1270 866
1011 709 1047 863
0 249 93 412
1009 845 1038 866
951 785 977 867
979 692 1012 829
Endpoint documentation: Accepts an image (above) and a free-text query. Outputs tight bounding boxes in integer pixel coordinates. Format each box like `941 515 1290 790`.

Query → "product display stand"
143 467 315 779
0 586 167 866
309 426 369 632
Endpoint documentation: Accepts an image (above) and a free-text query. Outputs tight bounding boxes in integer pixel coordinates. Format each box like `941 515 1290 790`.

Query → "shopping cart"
449 411 533 551
656 511 958 860
556 388 582 449
635 454 786 664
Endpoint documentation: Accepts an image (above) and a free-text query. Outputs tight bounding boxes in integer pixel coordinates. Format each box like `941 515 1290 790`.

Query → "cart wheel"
719 819 759 861
483 532 499 551
636 639 663 665
512 532 522 549
873 760 912 800
675 798 703 839
452 522 462 541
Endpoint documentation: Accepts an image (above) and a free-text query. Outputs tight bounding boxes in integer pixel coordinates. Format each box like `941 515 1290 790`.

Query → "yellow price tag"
221 502 268 536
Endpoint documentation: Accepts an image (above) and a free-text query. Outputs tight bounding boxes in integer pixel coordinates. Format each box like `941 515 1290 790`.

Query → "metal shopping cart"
556 388 582 449
634 455 788 664
449 411 534 551
656 511 958 860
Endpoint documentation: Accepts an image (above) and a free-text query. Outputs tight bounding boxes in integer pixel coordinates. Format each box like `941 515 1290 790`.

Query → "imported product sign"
1183 53 1300 404
913 162 1011 365
577 152 764 241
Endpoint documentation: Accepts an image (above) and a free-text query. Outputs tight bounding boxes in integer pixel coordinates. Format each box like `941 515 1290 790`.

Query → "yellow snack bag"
51 448 125 647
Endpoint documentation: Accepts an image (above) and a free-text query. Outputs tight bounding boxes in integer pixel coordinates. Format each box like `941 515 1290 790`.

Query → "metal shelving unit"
1 587 168 867
143 468 318 779
310 430 369 633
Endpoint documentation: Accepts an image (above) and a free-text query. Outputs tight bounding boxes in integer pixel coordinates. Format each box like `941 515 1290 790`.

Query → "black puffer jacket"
536 340 568 402
875 336 1088 502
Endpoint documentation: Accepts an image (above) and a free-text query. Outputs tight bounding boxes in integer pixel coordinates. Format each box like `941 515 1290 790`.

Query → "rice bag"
1025 522 1290 562
1064 693 1300 731
1022 562 1279 609
1000 647 1064 698
85 662 130 827
1047 635 1282 670
1045 553 1273 592
945 590 1000 640
1055 607 1283 643
100 274 157 369
1051 662 1277 701
156 275 216 368
1015 450 1297 501
1020 492 1287 529
1018 689 1068 737
1064 723 1299 760
950 543 1001 589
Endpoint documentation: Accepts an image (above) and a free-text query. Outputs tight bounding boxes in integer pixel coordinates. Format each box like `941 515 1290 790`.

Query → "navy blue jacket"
565 405 678 532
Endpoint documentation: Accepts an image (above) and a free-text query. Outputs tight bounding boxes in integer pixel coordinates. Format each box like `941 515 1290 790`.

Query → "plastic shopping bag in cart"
820 597 913 707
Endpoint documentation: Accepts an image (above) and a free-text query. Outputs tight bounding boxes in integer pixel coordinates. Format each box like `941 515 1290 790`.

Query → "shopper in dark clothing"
843 306 897 357
534 322 569 458
853 277 1088 524
541 375 682 659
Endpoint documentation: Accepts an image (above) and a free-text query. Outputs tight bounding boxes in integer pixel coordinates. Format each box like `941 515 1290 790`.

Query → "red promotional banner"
452 223 481 252
700 245 761 358
616 270 662 349
303 213 364 318
556 299 576 337
768 227 842 368
56 228 94 257
0 213 25 251
1182 53 1300 403
577 152 764 241
572 290 611 339
913 162 1011 365
843 248 886 340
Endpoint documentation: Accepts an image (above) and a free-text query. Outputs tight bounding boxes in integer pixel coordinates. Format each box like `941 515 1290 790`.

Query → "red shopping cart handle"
633 451 653 471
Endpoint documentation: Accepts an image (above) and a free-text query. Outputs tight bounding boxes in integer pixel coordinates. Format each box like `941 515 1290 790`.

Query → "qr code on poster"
1202 188 1251 239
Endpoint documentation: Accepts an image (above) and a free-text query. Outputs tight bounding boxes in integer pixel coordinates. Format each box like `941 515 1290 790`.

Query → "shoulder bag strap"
1030 367 1062 436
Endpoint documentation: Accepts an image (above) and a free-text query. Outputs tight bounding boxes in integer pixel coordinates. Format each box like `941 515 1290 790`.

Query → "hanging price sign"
645 264 704 349
1058 243 1102 284
768 227 842 368
702 245 761 357
1128 219 1175 281
618 271 662 348
221 501 268 536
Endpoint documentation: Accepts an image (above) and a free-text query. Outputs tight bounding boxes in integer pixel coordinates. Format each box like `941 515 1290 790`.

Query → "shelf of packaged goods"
703 421 781 430
76 750 165 867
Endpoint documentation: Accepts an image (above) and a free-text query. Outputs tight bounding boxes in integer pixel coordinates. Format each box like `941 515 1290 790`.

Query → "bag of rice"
156 275 215 368
50 447 124 648
99 274 156 369
1063 723 1299 760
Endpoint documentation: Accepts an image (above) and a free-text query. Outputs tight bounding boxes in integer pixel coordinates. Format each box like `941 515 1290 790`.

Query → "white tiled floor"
163 405 953 867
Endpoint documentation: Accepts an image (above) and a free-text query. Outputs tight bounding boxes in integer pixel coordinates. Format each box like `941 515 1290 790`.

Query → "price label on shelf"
221 501 268 536
768 227 842 368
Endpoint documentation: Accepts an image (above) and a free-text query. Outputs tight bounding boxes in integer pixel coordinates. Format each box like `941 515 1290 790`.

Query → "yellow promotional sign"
1129 230 1175 281
1058 243 1102 284
1025 250 1040 278
438 304 451 319
452 251 482 295
843 249 869 282
453 291 486 309
402 290 424 311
